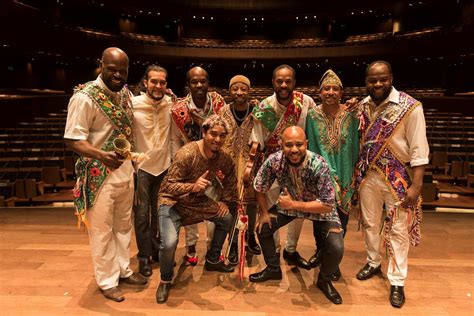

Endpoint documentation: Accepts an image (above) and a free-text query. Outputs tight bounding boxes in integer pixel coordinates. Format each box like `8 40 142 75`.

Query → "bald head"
281 126 307 166
186 66 209 83
100 47 129 92
101 47 129 64
282 126 306 142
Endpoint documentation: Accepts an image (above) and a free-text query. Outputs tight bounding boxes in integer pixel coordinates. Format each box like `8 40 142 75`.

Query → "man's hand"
255 212 272 234
192 170 211 193
344 97 359 112
401 185 422 208
277 188 294 209
216 201 229 217
99 151 124 170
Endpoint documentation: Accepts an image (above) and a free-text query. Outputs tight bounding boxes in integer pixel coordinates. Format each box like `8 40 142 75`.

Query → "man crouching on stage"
250 126 344 304
156 114 238 304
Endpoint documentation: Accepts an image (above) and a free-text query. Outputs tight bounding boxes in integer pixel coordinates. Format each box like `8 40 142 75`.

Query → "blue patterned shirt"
254 150 340 223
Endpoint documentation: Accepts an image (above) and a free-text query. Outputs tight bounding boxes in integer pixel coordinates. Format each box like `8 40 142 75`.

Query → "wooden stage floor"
0 208 473 315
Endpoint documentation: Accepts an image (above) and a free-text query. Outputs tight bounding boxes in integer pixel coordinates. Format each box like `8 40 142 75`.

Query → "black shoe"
356 263 381 280
228 244 239 266
156 282 172 304
246 233 261 255
138 258 152 277
249 267 283 283
316 280 342 304
308 250 322 269
390 285 405 308
331 268 341 281
204 259 235 273
283 250 311 270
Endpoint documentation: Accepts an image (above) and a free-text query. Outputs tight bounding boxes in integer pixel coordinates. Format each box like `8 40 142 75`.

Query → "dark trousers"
313 207 348 250
228 202 258 245
258 210 344 282
133 169 166 259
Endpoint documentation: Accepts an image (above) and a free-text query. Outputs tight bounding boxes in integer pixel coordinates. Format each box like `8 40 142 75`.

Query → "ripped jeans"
257 209 344 282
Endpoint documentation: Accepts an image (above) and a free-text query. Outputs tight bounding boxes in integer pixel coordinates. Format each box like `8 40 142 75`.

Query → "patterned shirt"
253 150 339 223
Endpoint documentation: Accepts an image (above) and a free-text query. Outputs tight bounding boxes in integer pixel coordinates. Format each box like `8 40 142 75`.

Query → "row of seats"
76 26 443 48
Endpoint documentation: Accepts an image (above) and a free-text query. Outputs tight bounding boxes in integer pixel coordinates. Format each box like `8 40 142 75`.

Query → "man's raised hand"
192 170 211 193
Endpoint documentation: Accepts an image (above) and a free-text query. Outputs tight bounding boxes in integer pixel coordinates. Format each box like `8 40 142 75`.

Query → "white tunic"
132 94 175 176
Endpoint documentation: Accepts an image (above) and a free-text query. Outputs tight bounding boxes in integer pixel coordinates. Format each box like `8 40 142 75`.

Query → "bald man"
250 126 344 305
65 47 146 302
170 66 226 265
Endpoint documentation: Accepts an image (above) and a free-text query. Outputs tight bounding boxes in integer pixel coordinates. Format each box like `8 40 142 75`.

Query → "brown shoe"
101 287 125 302
120 272 148 285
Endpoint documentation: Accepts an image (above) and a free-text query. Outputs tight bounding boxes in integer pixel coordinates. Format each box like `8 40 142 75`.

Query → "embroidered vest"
72 82 133 226
171 91 225 143
354 92 420 201
252 91 304 156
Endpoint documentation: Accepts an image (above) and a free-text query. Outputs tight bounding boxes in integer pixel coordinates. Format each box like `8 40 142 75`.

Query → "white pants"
360 171 410 286
86 178 134 290
185 223 200 251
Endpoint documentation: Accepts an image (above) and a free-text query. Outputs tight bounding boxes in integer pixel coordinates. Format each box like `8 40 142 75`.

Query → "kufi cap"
229 75 251 89
319 69 343 89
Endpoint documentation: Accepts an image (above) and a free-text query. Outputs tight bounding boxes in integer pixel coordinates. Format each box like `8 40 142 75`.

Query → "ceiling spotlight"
193 15 196 18
313 15 317 18
211 17 214 20
296 16 299 20
253 17 256 21
261 17 264 21
351 12 354 15
245 17 248 21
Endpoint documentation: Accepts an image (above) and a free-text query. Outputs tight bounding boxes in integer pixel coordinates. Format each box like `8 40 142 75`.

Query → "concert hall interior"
0 0 473 315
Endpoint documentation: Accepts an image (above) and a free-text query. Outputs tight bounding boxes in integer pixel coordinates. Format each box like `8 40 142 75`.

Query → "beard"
285 153 305 167
369 87 391 104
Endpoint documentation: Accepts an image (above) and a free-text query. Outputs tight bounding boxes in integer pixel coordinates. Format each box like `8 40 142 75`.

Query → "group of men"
64 46 428 309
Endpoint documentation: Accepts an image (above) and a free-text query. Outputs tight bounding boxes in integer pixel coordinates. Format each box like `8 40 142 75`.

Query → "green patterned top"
306 105 359 214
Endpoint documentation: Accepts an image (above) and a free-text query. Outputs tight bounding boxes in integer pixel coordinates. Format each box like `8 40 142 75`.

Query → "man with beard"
170 66 226 266
305 70 359 280
217 75 261 265
156 115 237 304
250 64 314 270
250 126 344 305
354 61 429 308
64 47 147 302
132 65 178 277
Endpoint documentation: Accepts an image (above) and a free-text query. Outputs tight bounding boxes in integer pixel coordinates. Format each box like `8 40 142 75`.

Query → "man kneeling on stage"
156 115 238 304
250 126 344 305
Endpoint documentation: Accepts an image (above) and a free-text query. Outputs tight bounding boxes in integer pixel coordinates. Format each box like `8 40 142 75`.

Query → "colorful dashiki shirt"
158 142 238 226
254 150 339 224
252 91 304 156
306 105 359 214
220 103 255 202
171 91 225 143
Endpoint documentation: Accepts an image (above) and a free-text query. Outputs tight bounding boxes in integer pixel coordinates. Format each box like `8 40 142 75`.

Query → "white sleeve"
170 118 184 159
250 119 268 148
405 105 430 167
64 93 95 141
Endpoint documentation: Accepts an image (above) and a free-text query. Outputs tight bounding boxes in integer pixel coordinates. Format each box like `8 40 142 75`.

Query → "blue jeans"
158 204 233 282
133 169 166 259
